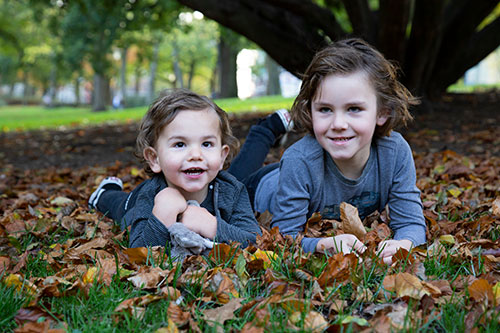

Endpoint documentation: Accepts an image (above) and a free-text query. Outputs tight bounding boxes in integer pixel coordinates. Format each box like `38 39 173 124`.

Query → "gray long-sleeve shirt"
122 171 261 248
254 132 426 253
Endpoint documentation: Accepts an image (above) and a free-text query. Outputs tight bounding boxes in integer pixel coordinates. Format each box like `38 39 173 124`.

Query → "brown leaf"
317 253 357 288
492 197 500 216
340 202 366 240
167 303 190 326
468 278 494 304
202 297 243 331
385 273 430 300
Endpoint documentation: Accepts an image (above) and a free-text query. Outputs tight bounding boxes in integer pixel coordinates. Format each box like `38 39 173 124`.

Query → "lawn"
0 95 295 132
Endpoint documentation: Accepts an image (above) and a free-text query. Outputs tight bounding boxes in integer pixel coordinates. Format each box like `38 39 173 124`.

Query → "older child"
233 38 426 264
88 89 261 250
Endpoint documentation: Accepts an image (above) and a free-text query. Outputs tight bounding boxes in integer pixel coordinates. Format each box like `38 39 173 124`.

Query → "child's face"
144 108 229 202
311 71 387 179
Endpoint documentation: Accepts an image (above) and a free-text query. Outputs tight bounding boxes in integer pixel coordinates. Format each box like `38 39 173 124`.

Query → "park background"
1 1 500 332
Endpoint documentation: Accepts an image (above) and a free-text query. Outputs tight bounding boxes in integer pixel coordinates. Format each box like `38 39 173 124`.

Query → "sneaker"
88 177 123 210
275 108 293 132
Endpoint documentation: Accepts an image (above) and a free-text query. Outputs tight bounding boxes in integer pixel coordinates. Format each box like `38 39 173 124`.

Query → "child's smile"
311 71 387 179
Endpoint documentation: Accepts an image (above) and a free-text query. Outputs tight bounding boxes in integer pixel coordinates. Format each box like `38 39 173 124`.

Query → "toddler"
88 89 261 254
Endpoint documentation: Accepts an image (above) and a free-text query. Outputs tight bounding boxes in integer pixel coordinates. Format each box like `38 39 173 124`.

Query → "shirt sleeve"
270 156 320 253
387 140 426 246
128 215 171 248
214 184 261 248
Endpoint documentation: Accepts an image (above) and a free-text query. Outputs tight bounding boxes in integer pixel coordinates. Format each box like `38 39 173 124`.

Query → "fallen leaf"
340 202 367 240
203 297 243 332
468 278 494 304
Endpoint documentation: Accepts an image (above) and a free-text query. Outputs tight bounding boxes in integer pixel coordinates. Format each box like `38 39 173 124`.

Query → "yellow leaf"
83 266 98 284
130 167 141 177
493 282 500 304
4 274 38 296
155 319 179 333
251 249 278 269
439 234 456 245
447 188 462 198
340 315 369 326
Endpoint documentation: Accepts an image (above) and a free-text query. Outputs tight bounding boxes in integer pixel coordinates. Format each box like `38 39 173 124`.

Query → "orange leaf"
123 247 149 264
317 252 357 287
468 279 494 303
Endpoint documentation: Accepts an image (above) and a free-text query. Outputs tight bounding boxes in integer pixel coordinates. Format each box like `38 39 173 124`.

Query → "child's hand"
316 234 366 255
152 188 187 228
377 239 413 265
179 205 217 239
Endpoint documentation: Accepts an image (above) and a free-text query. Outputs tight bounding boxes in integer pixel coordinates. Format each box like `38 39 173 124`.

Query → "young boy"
230 38 426 264
88 89 261 251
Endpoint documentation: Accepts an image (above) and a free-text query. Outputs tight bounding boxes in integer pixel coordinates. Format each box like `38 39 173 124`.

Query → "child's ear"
219 145 230 170
144 147 162 173
376 109 389 126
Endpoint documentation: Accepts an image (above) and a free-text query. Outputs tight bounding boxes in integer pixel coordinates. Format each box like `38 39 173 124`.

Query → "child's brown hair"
292 38 419 138
136 88 239 175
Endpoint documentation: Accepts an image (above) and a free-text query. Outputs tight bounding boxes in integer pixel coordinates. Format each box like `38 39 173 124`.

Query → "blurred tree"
177 0 500 99
36 0 179 111
265 54 281 96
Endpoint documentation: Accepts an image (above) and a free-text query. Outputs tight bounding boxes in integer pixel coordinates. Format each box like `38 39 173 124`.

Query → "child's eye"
202 141 214 148
348 106 362 113
319 107 332 113
173 142 185 148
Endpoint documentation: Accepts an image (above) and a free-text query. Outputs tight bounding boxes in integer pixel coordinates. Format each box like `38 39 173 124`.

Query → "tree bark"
217 33 238 98
120 47 128 102
265 54 281 96
148 40 160 103
92 73 107 111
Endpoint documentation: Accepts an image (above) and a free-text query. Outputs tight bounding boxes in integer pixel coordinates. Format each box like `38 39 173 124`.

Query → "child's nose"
330 112 348 130
188 146 203 160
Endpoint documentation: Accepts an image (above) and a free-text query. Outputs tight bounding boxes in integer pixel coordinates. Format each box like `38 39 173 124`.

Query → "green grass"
0 95 295 132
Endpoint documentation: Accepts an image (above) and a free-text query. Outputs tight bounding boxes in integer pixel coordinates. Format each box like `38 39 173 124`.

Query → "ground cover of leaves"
0 93 499 332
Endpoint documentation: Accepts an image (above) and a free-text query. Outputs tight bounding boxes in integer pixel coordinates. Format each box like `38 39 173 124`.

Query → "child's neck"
182 186 209 204
333 154 370 180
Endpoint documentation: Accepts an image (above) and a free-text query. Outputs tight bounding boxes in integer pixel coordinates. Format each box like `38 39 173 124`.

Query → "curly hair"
292 38 419 139
136 88 239 175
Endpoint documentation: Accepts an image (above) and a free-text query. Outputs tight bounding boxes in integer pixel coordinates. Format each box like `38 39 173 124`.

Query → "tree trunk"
265 54 281 96
177 0 500 98
187 60 196 90
172 38 184 89
134 65 141 95
120 47 128 102
148 41 160 103
49 62 57 107
74 76 80 106
217 33 238 98
93 73 107 111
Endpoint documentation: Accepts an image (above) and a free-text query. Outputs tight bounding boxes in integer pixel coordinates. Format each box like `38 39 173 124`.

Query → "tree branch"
376 0 412 62
435 16 500 92
340 0 375 43
177 0 343 75
403 0 446 95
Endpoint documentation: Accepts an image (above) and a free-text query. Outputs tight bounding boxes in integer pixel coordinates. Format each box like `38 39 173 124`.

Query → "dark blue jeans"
97 181 147 223
227 123 280 208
